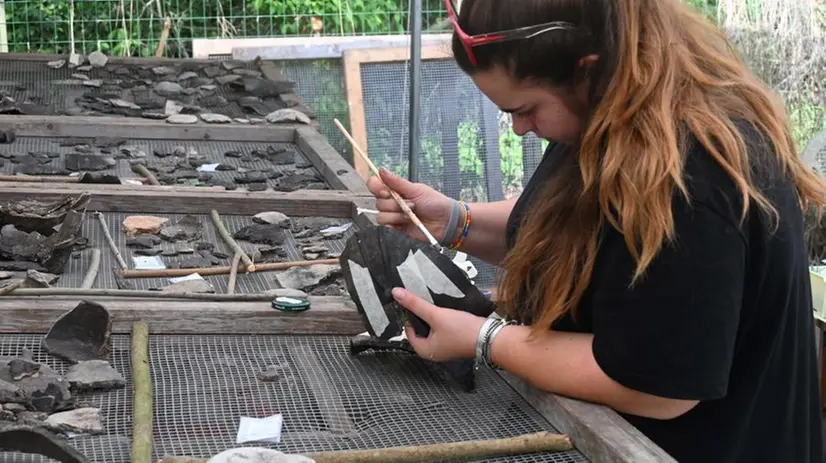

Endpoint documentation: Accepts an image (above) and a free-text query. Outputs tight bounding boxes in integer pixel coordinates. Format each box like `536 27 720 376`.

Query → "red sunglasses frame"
443 0 578 66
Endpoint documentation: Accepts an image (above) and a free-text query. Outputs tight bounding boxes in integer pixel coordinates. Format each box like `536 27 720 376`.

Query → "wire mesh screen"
0 334 589 463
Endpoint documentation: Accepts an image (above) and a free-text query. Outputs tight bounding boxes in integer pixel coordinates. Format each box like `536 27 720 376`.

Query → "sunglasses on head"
443 0 578 66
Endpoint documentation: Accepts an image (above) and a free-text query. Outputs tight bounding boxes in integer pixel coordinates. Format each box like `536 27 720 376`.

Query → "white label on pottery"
411 249 465 298
168 273 204 283
320 223 352 236
132 256 166 270
197 163 220 172
275 297 304 304
396 250 435 304
235 414 283 444
347 259 390 335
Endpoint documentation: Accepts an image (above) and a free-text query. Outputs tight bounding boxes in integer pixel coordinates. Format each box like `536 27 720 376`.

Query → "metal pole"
408 0 422 183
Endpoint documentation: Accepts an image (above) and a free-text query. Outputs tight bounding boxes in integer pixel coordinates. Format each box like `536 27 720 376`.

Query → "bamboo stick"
156 431 573 463
94 211 128 270
227 251 241 295
131 320 152 463
0 280 23 296
0 287 301 301
130 163 159 186
120 258 338 279
81 248 101 289
210 209 255 272
0 174 148 184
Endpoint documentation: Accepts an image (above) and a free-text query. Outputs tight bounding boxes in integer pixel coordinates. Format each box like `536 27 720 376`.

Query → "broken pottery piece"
154 81 184 97
9 358 40 381
23 270 59 288
200 113 232 124
233 224 286 246
253 212 291 228
41 300 112 363
126 234 161 249
175 257 213 269
87 51 108 68
206 448 315 463
166 114 198 124
161 279 215 294
275 264 341 292
0 379 25 404
0 359 72 413
340 225 497 392
159 215 203 242
45 407 104 435
134 248 162 257
266 108 311 125
65 360 125 391
46 60 65 69
0 424 91 463
247 183 267 192
257 366 282 382
65 153 116 172
122 216 169 236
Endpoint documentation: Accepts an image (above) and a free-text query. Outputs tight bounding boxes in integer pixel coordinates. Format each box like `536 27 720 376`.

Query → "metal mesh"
53 212 356 293
803 130 826 175
0 136 334 191
0 334 588 463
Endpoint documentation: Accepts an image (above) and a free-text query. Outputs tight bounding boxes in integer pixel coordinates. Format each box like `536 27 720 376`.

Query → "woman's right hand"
366 168 456 244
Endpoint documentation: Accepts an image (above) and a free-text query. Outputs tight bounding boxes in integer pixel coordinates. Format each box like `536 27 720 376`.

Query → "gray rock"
65 153 116 171
266 109 311 125
154 81 184 97
200 113 232 124
264 288 309 299
126 235 160 249
65 360 125 391
160 279 215 294
166 114 198 124
87 51 108 68
71 73 89 81
0 359 71 412
142 112 168 120
3 402 26 412
0 272 13 280
215 74 242 85
275 264 341 291
82 80 103 88
159 215 203 242
257 366 282 382
76 65 92 72
233 118 250 124
165 100 183 116
253 212 291 228
201 84 217 91
46 60 65 69
41 300 112 364
177 71 199 81
68 53 81 68
23 270 59 288
0 379 25 404
45 407 104 435
152 66 176 76
109 98 140 110
9 358 40 380
207 448 315 463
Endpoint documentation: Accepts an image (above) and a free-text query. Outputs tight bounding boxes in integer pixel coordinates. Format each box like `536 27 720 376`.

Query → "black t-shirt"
506 125 823 463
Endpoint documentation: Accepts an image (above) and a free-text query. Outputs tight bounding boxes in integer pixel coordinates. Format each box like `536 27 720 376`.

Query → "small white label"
276 297 303 304
235 414 283 444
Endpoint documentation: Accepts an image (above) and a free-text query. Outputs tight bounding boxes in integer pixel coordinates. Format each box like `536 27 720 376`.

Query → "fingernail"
380 189 390 199
392 287 406 300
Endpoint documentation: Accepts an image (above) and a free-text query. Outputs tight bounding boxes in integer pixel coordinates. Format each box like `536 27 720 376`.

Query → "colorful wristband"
449 201 471 250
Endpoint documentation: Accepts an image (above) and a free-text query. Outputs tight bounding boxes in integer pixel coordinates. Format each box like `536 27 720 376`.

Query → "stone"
3 402 26 412
302 245 328 255
45 407 104 435
123 216 169 236
166 114 198 124
275 264 341 291
274 173 326 192
212 251 230 259
257 366 281 382
266 108 311 125
200 113 232 124
152 66 176 76
76 65 92 72
253 212 291 228
68 53 81 67
0 272 12 280
41 300 113 363
206 448 316 463
71 73 89 81
215 164 236 171
175 257 213 269
292 217 345 233
126 235 160 249
176 246 195 254
142 112 167 120
82 79 103 88
134 248 162 256
154 81 184 97
199 94 228 107
65 153 116 172
250 118 265 125
201 84 217 91
165 100 183 115
234 118 250 124
65 360 125 391
46 60 65 69
87 51 108 68
109 98 140 110
247 182 267 192
233 224 286 246
221 60 244 71
161 249 178 257
295 155 313 169
0 379 25 404
159 215 203 242
195 242 215 252
23 270 59 288
215 74 242 85
225 150 242 158
160 279 215 294
0 360 72 413
177 71 198 81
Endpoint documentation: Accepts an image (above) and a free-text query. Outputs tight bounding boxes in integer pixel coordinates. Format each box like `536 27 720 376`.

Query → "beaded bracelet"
448 201 471 250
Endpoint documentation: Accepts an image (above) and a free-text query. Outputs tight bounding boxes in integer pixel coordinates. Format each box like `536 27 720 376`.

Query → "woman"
367 0 826 461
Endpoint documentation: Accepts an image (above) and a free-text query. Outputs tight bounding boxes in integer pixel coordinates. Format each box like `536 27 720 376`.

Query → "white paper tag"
197 163 220 172
320 223 353 236
132 256 166 270
235 414 283 444
168 273 205 283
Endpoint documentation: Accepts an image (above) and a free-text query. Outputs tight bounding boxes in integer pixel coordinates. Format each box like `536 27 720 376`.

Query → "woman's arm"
451 199 518 266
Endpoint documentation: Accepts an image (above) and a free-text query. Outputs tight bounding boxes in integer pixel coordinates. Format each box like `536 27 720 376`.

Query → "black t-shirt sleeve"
590 193 746 401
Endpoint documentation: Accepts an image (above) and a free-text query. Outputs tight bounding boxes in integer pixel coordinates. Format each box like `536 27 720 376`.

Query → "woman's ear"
574 54 600 106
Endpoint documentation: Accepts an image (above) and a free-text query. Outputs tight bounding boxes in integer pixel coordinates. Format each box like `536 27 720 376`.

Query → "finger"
392 287 435 323
376 212 410 227
366 175 391 199
379 167 419 198
404 323 429 354
375 197 414 213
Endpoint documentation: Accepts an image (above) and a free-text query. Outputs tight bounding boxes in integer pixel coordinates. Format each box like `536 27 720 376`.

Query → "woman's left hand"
391 287 487 362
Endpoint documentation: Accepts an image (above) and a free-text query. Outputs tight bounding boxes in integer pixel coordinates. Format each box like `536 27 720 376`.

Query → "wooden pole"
210 209 255 272
81 248 101 289
0 287 300 301
131 320 153 463
227 251 241 295
120 258 338 279
131 163 160 186
94 211 128 270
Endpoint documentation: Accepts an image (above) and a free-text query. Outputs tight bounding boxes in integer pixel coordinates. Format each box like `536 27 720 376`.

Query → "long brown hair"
452 0 826 333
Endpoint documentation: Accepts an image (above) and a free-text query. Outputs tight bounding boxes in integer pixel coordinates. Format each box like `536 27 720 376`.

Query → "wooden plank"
192 35 451 59
0 115 298 142
231 34 452 61
0 51 240 66
350 196 379 230
296 126 370 196
499 371 677 463
0 185 360 216
0 296 364 335
342 45 452 64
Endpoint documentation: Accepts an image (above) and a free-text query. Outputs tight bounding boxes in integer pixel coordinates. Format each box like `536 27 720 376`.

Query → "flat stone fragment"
161 279 215 294
0 359 72 413
9 358 40 381
65 153 116 172
0 379 25 404
152 66 176 76
65 360 125 391
123 216 170 236
82 80 102 88
233 224 286 246
71 73 89 81
200 113 232 124
178 71 198 81
207 448 316 463
45 407 104 435
257 366 281 382
275 264 341 291
41 300 112 363
87 51 108 68
154 81 184 96
110 98 140 110
23 270 59 288
166 114 198 124
253 212 291 228
159 215 203 242
46 60 65 69
266 108 311 125
3 402 26 412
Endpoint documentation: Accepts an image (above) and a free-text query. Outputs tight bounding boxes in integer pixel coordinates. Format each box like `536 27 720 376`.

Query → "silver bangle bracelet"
483 320 510 369
474 317 500 370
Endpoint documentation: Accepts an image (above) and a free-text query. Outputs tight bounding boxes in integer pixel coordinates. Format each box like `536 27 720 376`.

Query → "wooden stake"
210 209 255 272
120 258 338 279
81 248 101 289
0 287 301 301
0 280 23 296
131 320 153 463
94 211 128 270
156 431 573 463
227 251 241 295
131 163 159 186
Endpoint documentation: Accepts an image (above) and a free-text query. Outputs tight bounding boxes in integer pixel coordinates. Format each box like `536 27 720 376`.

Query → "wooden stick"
332 118 441 250
156 431 573 463
155 18 172 57
120 258 338 279
131 163 160 186
131 320 153 463
81 248 101 289
0 174 148 184
94 211 128 270
210 209 255 272
0 287 300 301
227 251 241 295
